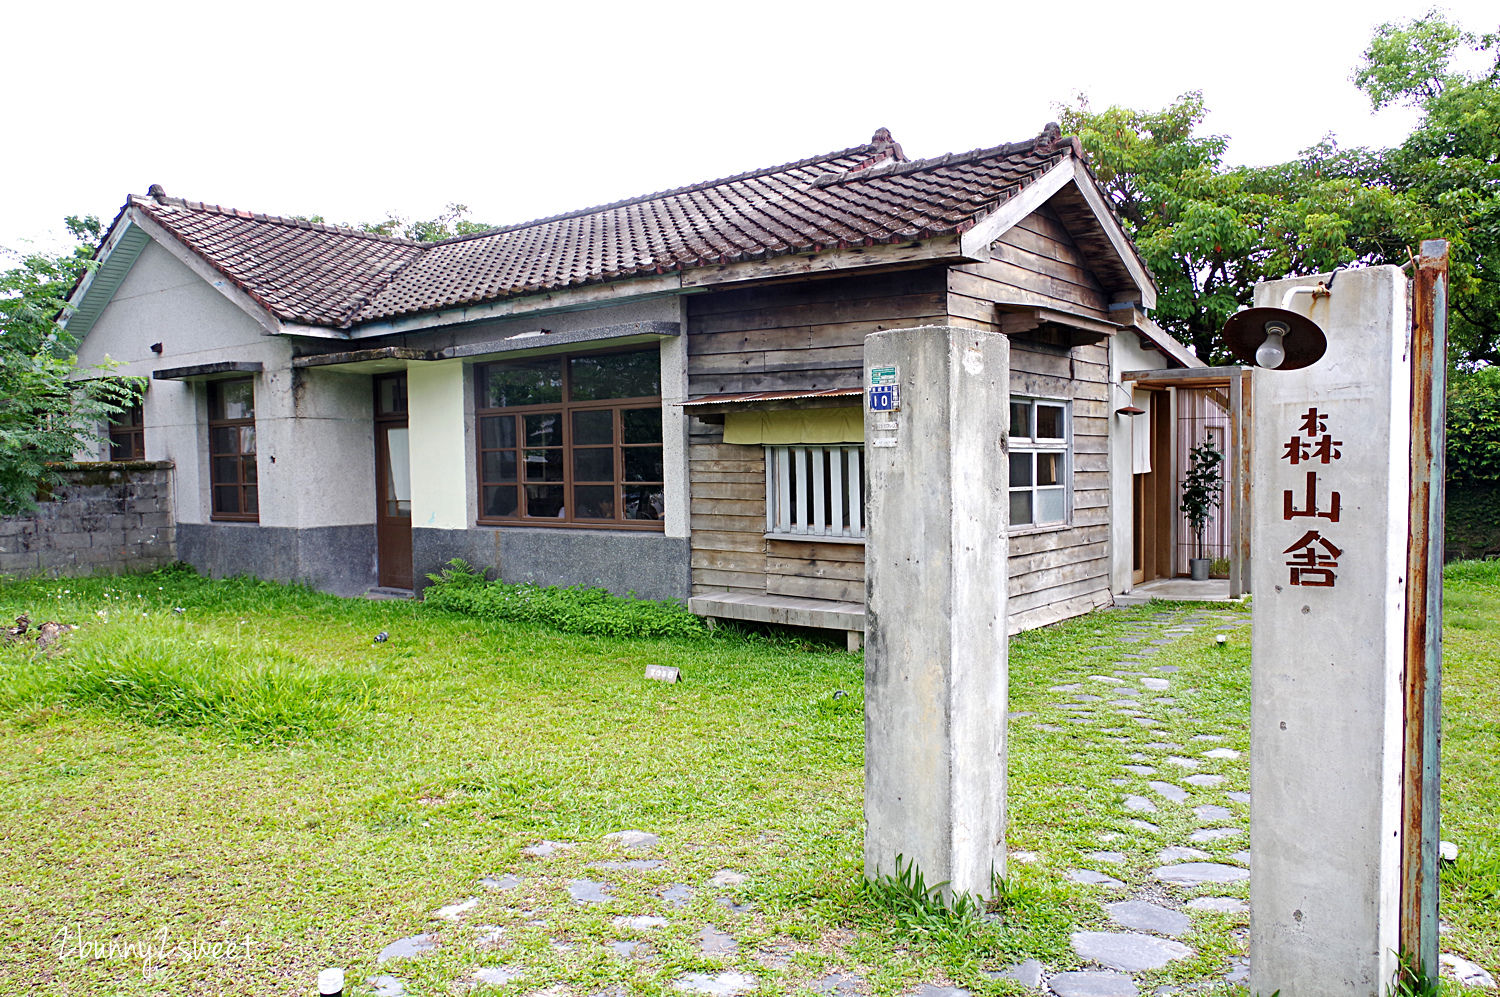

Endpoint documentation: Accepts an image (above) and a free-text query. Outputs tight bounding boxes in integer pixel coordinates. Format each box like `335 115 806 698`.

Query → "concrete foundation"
1249 266 1409 996
863 325 1010 900
412 526 690 602
177 523 377 596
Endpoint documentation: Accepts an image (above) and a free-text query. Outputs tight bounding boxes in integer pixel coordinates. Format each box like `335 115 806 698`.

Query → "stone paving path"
357 602 1494 997
1029 605 1254 996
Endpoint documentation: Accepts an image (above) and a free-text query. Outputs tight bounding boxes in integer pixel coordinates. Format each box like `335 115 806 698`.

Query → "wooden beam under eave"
677 238 976 289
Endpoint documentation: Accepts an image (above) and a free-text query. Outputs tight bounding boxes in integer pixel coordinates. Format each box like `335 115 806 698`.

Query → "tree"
0 217 142 516
355 202 496 242
1447 365 1500 483
1351 11 1500 366
1058 10 1496 367
1058 93 1428 364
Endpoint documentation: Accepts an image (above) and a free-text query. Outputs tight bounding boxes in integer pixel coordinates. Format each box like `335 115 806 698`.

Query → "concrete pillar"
863 325 1010 900
1249 266 1410 996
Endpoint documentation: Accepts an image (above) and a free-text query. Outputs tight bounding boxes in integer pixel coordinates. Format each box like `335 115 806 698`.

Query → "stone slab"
377 934 437 963
984 959 1044 987
661 884 694 906
589 859 664 870
1105 900 1191 937
1067 869 1127 889
1158 846 1210 863
811 973 865 996
1148 781 1188 803
521 840 575 858
368 975 407 997
613 915 668 930
480 874 522 890
568 879 614 904
473 965 524 985
1047 970 1139 996
1186 896 1249 914
1441 954 1496 989
1154 862 1250 885
433 897 479 921
698 926 738 956
604 830 660 851
673 972 757 996
1071 931 1193 972
1188 828 1243 843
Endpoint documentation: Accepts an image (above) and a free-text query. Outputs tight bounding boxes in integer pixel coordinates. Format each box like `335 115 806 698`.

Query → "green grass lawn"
0 564 1494 996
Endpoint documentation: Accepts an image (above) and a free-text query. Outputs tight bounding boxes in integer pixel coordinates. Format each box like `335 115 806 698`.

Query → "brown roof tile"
115 128 1099 330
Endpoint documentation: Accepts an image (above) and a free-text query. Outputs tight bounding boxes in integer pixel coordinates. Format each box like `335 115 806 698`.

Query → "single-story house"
65 124 1226 639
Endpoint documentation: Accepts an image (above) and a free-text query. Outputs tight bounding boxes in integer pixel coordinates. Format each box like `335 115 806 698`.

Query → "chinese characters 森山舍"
1281 407 1345 587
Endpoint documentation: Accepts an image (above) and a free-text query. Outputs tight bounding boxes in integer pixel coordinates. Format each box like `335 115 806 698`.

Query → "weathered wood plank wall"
685 201 1120 632
946 204 1114 632
686 270 945 604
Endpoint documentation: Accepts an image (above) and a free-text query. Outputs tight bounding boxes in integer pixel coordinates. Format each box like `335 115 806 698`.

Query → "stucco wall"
0 463 176 579
1108 332 1174 595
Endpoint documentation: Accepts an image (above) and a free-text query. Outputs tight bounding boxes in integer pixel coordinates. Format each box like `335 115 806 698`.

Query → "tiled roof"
115 128 1089 331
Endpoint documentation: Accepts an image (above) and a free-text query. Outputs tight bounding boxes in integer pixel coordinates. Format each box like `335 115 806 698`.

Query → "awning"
151 361 263 381
292 347 440 371
681 388 862 407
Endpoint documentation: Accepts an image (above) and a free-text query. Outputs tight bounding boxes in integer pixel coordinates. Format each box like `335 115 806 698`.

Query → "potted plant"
1180 437 1224 581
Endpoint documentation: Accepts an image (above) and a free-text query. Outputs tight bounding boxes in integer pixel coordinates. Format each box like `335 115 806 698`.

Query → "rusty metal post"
1400 239 1448 980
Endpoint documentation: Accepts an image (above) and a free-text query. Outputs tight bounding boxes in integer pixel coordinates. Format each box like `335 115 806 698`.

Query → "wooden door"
1131 389 1175 583
374 374 412 589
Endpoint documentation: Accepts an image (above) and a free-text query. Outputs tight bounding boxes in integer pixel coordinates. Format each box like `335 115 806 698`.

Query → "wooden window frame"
764 444 865 542
474 349 664 530
207 378 258 523
1009 396 1071 531
108 400 145 461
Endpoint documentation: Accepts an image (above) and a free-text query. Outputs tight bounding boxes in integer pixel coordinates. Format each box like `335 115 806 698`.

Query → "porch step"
1114 579 1246 606
689 590 865 652
364 587 415 600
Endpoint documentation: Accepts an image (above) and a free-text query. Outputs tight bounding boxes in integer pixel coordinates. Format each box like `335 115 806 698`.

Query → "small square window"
1008 398 1070 529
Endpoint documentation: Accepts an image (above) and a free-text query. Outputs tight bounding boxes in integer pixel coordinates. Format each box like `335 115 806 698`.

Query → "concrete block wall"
0 462 176 579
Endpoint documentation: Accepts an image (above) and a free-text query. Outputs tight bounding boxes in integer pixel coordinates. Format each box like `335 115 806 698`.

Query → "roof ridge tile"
127 192 424 246
419 141 882 247
811 135 1063 188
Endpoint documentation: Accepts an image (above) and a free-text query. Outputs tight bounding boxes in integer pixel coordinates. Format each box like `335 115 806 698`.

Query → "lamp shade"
1223 307 1328 370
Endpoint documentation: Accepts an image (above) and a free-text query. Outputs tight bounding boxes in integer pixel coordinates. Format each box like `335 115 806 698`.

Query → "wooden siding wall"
685 204 1122 633
685 268 948 395
686 270 946 604
947 203 1115 632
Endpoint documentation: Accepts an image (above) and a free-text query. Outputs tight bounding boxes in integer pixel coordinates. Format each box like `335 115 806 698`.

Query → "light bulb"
1256 322 1288 368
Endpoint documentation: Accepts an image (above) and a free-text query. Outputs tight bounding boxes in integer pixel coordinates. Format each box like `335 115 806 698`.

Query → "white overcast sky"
3 0 1495 258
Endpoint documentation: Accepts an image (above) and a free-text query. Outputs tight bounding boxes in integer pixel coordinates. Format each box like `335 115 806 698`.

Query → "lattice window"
764 445 865 540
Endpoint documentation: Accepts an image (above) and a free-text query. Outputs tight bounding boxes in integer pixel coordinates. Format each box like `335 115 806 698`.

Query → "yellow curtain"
722 407 864 444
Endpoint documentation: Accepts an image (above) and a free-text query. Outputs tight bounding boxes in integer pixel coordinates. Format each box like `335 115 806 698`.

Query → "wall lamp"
1222 274 1336 370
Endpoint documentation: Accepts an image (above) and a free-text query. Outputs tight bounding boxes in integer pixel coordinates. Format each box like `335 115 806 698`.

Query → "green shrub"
0 620 369 743
422 559 708 640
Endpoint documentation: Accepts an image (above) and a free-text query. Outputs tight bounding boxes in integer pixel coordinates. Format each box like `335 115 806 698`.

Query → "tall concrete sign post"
863 325 1010 901
1248 264 1419 995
